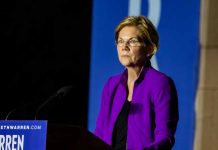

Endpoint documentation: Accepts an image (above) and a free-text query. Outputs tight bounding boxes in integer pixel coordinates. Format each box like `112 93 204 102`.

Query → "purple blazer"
94 64 179 150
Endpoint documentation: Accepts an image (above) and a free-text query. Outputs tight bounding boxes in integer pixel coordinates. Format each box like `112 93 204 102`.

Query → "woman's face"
116 26 147 68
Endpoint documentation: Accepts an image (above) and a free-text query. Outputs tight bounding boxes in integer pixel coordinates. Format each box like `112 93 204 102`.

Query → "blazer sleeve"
145 76 179 150
94 77 111 140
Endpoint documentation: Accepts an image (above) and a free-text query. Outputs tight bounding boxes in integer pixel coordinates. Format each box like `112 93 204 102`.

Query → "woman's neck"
127 65 144 82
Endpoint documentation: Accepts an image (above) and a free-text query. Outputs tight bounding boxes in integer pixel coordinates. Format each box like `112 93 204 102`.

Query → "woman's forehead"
119 26 141 37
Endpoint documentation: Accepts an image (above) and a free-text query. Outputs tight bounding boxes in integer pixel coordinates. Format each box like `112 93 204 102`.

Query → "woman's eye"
130 40 137 44
118 40 124 44
133 40 137 43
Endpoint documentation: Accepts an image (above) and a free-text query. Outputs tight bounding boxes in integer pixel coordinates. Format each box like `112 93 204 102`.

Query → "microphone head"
34 85 73 120
57 85 73 97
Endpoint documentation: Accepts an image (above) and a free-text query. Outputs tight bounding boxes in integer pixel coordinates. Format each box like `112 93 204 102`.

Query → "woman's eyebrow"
118 37 138 40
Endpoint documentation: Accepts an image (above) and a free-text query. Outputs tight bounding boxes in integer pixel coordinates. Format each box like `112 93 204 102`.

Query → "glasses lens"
117 38 141 47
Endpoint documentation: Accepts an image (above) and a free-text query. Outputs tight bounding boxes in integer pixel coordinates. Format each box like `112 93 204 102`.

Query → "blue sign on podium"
0 120 47 150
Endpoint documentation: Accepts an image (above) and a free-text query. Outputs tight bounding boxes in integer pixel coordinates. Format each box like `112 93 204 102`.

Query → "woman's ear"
146 45 155 57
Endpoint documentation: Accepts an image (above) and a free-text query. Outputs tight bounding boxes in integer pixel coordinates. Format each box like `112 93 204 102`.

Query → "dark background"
1 0 92 128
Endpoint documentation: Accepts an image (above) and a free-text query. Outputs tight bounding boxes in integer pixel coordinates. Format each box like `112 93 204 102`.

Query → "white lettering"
17 135 24 150
5 135 11 150
0 135 24 150
11 135 17 150
0 135 5 150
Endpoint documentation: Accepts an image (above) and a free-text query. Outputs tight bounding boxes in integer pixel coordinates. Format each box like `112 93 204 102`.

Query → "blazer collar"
120 61 151 86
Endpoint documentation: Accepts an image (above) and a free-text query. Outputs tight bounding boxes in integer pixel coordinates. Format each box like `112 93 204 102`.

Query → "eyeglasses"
116 38 142 47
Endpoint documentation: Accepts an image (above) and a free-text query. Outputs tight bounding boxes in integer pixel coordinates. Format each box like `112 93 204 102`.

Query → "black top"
112 100 131 150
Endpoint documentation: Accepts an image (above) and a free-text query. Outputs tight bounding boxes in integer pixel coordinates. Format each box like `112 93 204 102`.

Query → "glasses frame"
116 37 143 47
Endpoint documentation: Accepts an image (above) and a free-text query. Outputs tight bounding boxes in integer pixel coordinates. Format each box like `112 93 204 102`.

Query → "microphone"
5 102 32 120
34 85 73 120
5 108 17 120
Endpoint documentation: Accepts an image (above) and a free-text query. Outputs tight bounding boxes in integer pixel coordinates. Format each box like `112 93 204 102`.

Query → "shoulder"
145 67 178 104
147 66 169 80
146 66 176 90
100 72 124 104
103 73 123 90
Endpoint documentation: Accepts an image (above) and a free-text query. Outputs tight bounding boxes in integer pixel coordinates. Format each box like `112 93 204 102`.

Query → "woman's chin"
120 61 132 67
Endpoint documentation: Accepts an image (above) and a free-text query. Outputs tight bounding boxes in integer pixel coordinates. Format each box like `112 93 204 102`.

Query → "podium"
0 120 47 150
0 121 112 150
46 123 113 150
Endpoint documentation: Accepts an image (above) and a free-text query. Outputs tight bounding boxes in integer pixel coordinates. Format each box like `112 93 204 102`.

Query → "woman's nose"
122 43 130 50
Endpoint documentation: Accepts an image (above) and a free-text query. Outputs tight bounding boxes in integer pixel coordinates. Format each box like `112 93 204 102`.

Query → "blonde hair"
115 16 159 58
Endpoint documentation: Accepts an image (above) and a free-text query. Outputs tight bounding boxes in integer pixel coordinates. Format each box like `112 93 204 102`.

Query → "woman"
94 16 179 150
